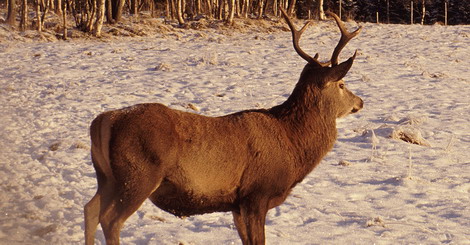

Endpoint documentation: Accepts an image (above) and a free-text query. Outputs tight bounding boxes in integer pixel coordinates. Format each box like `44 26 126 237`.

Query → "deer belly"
149 179 238 217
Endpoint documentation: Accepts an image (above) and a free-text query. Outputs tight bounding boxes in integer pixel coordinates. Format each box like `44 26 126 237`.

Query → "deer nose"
351 98 363 113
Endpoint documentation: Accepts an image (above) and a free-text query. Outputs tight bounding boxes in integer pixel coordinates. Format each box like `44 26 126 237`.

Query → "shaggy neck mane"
270 67 337 128
268 73 338 176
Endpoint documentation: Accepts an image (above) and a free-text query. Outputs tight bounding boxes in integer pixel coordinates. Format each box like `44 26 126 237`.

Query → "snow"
1 21 469 244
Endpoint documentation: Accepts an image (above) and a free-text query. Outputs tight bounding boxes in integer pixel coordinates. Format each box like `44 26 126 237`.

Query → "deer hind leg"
85 154 110 245
99 171 164 245
235 198 269 245
84 180 117 245
84 191 101 245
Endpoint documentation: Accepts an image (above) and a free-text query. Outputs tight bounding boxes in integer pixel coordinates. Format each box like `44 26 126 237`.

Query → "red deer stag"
84 9 363 245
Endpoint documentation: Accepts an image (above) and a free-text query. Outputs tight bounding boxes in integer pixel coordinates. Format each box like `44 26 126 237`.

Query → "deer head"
280 9 363 118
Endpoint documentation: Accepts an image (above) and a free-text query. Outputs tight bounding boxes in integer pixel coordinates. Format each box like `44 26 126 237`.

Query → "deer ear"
325 52 356 83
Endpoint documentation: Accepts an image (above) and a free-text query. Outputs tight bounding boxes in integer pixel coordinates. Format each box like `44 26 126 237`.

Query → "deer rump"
93 102 317 218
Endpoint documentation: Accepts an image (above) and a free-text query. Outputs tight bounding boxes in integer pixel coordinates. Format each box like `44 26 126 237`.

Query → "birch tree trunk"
86 0 96 32
272 0 278 16
205 0 212 17
47 0 55 13
170 0 176 19
246 0 250 18
227 0 235 24
257 0 264 18
94 0 105 36
62 0 67 39
420 0 425 25
217 0 224 19
287 0 296 17
196 0 201 15
166 0 171 18
55 0 62 15
35 0 42 32
317 0 325 20
240 0 247 18
177 0 185 25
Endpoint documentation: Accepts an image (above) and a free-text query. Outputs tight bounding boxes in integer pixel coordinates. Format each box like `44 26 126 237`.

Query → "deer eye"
339 83 345 89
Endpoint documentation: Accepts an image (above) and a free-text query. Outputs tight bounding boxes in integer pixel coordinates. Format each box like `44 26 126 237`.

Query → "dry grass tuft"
32 224 58 237
366 217 386 228
390 127 431 147
49 142 61 151
72 141 89 150
338 160 352 166
155 63 172 71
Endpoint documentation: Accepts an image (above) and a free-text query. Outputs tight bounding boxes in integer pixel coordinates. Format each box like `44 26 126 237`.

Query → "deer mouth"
351 99 364 114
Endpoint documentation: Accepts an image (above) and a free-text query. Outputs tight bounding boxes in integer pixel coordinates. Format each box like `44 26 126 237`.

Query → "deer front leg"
236 199 269 245
233 210 249 243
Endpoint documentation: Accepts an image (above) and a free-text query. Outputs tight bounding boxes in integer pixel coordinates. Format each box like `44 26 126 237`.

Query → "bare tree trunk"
196 0 201 15
150 0 155 17
177 0 185 25
170 0 177 19
166 0 171 18
106 0 113 23
217 0 223 19
35 0 42 32
47 0 55 13
55 0 63 15
94 0 105 36
317 0 325 20
420 0 425 25
257 0 264 18
109 0 125 22
185 0 194 19
240 0 246 17
130 0 138 15
272 0 277 16
40 0 50 31
338 0 341 19
115 0 126 22
287 0 296 16
444 1 447 26
20 0 27 31
62 0 67 39
205 0 212 18
86 0 96 32
227 0 235 24
7 0 17 26
386 0 390 24
245 0 250 18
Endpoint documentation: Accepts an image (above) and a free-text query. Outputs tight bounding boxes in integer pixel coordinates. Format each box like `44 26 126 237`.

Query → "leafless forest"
1 0 469 39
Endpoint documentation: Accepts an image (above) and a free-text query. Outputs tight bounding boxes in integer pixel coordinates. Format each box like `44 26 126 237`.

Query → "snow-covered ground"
1 20 469 244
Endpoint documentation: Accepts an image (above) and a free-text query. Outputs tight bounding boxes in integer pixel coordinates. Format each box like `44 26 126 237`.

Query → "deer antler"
280 8 330 68
281 9 362 68
326 11 362 66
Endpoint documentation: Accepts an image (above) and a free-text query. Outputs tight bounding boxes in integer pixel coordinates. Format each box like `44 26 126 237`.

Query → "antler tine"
326 11 362 66
280 8 329 67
